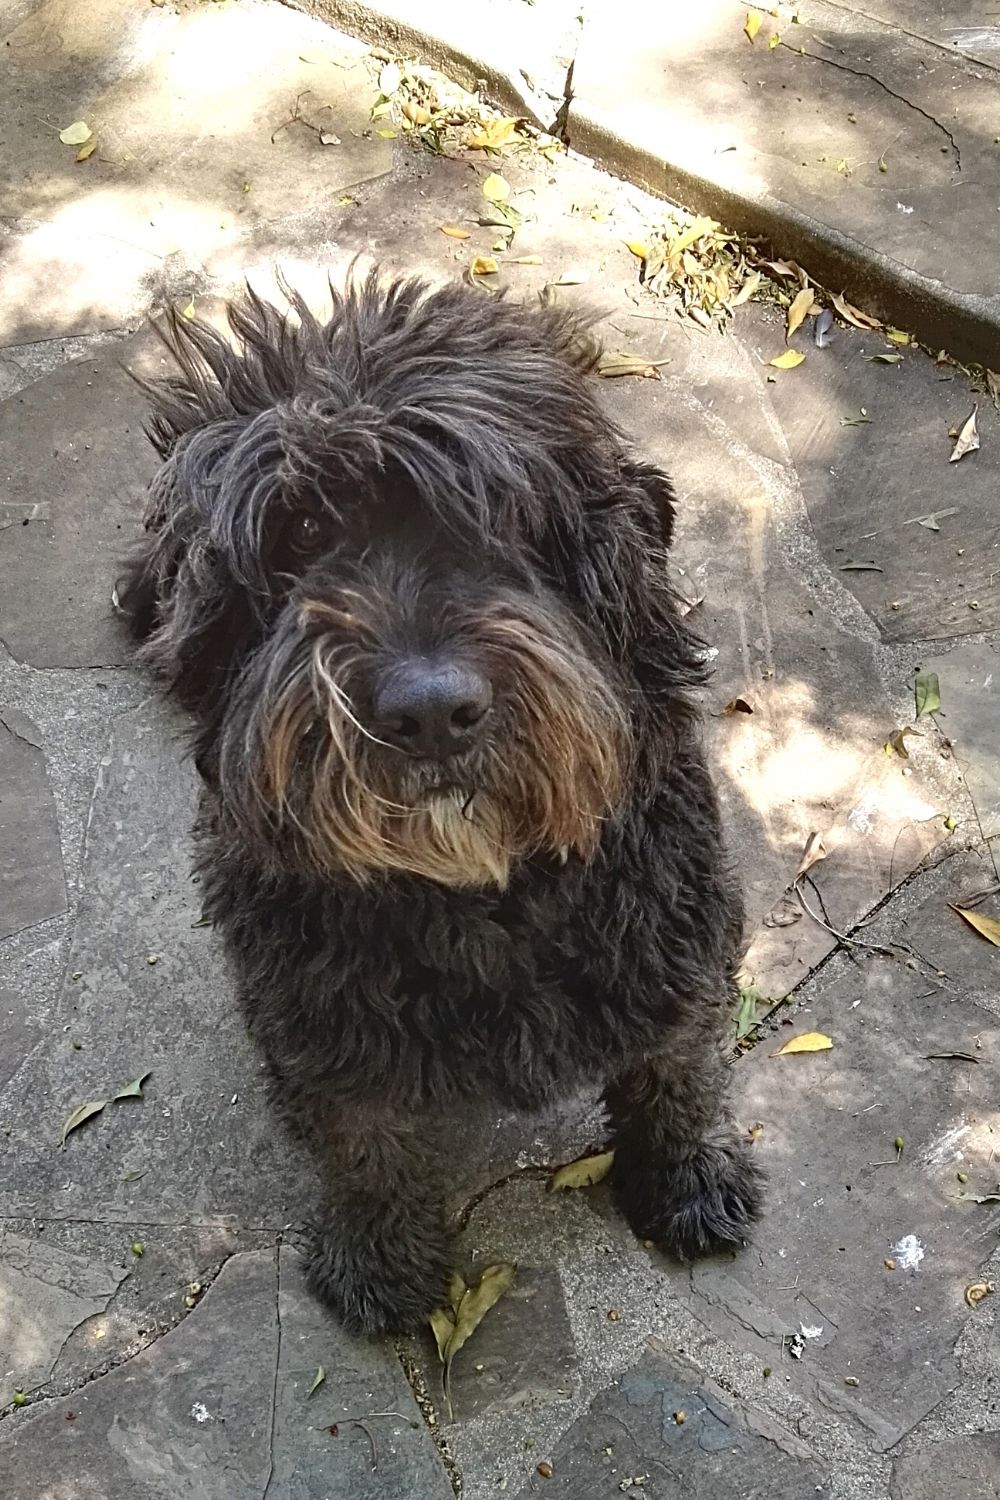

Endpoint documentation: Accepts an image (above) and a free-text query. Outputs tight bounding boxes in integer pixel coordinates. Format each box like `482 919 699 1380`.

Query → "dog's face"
125 272 703 887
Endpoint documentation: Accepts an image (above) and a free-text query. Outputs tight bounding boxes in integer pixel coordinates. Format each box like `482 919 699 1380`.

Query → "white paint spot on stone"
921 1123 970 1166
896 202 914 214
190 1402 213 1423
800 1323 824 1339
892 1234 925 1270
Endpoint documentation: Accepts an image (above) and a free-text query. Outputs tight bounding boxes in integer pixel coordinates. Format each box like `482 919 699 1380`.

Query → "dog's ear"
552 457 707 700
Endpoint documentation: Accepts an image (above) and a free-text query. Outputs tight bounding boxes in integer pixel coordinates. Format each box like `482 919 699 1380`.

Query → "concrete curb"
307 0 1000 369
567 100 1000 371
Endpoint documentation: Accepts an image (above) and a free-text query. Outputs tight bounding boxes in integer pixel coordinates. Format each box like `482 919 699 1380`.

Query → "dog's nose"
373 658 492 758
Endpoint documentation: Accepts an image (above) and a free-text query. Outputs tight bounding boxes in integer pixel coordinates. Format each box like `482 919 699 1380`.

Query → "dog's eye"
289 512 328 556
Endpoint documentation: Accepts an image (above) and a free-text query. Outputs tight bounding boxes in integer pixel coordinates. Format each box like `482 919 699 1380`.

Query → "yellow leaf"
511 254 543 265
745 9 762 41
179 300 196 320
769 31 781 47
75 139 97 162
481 172 510 202
59 120 92 146
550 1149 616 1191
773 1031 833 1056
769 349 805 369
831 292 881 330
596 351 668 379
952 905 1000 946
786 286 814 342
439 224 471 239
429 1264 516 1419
625 240 651 260
886 327 911 345
470 255 499 275
370 99 394 120
376 128 397 139
731 271 762 306
668 215 718 257
468 116 520 150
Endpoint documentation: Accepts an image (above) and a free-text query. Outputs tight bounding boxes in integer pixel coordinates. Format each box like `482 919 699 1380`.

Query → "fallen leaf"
840 413 872 426
951 905 1000 947
113 1073 150 1100
794 831 827 879
481 172 510 202
596 351 667 379
949 407 979 463
772 1032 833 1056
75 139 97 162
786 286 814 342
840 560 883 571
307 1365 325 1398
376 128 397 139
59 1099 107 1147
468 116 520 150
552 270 589 286
748 1122 765 1142
914 670 941 718
319 130 341 146
813 308 834 347
769 30 781 47
903 507 958 531
735 984 762 1040
510 253 542 265
179 300 196 320
121 1169 146 1182
439 225 471 239
884 727 919 758
886 328 911 346
866 353 903 364
668 215 718 257
550 1149 615 1191
724 696 754 715
370 99 393 120
760 258 800 279
925 1051 979 1062
744 9 763 41
430 1264 516 1418
625 240 650 260
59 120 92 146
986 370 1000 412
763 893 803 927
731 272 762 307
961 1192 1000 1205
470 255 499 276
769 349 805 370
965 1280 995 1309
830 292 881 330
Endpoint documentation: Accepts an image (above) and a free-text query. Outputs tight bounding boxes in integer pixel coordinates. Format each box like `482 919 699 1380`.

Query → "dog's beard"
218 604 631 889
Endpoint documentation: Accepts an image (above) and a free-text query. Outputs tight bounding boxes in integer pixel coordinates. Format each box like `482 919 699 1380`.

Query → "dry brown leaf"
794 831 827 879
951 905 1000 947
786 286 814 342
986 370 1000 412
430 1263 516 1417
772 1031 833 1056
748 1122 765 1142
596 351 667 379
949 407 980 463
439 224 470 239
884 727 920 758
625 240 650 260
481 172 510 202
76 139 97 162
769 349 805 370
59 120 92 145
886 328 911 346
830 292 881 330
511 254 542 264
724 696 754 715
669 215 718 257
550 1149 615 1191
468 116 520 150
965 1280 995 1309
745 9 763 41
470 255 499 276
731 272 762 306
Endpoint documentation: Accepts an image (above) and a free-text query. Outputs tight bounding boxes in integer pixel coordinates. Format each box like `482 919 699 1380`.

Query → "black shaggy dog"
122 268 763 1336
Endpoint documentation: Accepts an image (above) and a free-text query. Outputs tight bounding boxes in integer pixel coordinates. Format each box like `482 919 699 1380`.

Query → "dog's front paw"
613 1130 764 1259
305 1215 451 1337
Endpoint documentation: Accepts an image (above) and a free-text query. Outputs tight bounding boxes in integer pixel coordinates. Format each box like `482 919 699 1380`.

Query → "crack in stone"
454 1163 550 1231
816 0 1000 79
789 44 962 171
261 1242 282 1500
394 1338 463 1498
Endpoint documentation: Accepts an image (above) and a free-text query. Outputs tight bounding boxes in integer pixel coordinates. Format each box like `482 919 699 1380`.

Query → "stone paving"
2 3 1000 1497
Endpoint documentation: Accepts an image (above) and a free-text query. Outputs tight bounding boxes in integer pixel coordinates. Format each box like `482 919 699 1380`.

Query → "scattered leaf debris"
59 1071 151 1146
550 1149 615 1191
307 1365 326 1398
596 351 667 380
965 1280 995 1309
481 172 510 203
830 292 881 330
429 1264 516 1419
772 1031 833 1056
840 560 883 572
903 508 958 531
744 10 763 42
58 120 92 146
866 352 903 365
885 727 919 758
914 671 941 718
439 224 470 239
786 286 814 342
723 696 754 715
949 407 980 463
735 983 764 1040
770 349 805 370
469 255 499 276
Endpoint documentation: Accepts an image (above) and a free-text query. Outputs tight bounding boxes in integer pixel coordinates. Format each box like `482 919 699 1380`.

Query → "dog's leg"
301 1105 452 1337
605 1023 764 1257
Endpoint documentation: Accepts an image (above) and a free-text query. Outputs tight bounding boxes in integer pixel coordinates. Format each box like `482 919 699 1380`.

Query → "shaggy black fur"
122 268 764 1336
